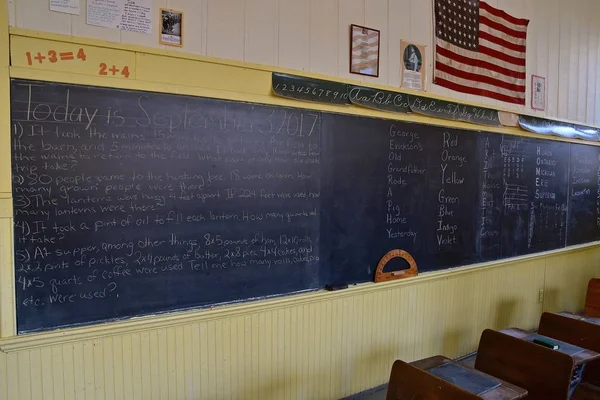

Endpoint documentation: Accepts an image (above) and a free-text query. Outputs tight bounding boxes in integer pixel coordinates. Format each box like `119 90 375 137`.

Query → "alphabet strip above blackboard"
271 73 600 141
348 86 411 114
408 95 501 127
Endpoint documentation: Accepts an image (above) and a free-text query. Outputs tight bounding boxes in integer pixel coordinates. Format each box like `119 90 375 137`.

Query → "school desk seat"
386 359 481 399
538 311 600 387
585 278 600 318
474 329 575 400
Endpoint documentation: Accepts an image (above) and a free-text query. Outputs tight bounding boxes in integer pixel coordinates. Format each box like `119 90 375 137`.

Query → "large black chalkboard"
11 80 322 332
567 144 600 245
10 79 600 333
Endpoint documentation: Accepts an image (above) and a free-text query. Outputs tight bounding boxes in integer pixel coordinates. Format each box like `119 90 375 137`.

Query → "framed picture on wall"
531 75 546 111
160 8 183 47
401 41 426 91
350 24 380 77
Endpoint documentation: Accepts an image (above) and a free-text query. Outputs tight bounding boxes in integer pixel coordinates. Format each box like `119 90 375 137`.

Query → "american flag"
434 0 529 105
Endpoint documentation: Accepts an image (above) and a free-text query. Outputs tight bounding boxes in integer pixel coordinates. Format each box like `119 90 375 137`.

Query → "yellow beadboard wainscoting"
0 26 599 400
0 245 598 400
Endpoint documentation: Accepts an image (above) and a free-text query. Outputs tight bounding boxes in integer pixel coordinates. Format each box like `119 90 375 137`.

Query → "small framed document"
350 24 380 77
531 75 546 111
160 8 183 47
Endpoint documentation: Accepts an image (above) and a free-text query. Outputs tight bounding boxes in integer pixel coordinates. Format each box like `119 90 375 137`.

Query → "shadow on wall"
494 299 518 330
543 288 561 313
250 345 395 400
442 328 470 357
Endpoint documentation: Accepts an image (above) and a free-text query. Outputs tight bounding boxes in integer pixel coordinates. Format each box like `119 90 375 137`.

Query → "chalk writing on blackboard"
12 79 322 332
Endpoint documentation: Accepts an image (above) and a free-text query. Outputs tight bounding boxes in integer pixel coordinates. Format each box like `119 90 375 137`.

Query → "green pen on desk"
533 338 560 350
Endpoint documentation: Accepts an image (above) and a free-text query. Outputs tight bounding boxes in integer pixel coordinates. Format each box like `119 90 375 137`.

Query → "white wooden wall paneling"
387 0 411 88
585 0 598 126
244 0 278 66
533 0 549 117
278 0 309 71
168 0 206 55
546 0 560 119
567 0 580 121
308 0 337 76
206 0 245 61
5 0 600 125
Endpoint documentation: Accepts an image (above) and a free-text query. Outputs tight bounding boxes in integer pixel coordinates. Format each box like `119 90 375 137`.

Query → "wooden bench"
475 329 576 400
585 278 600 318
539 312 600 387
386 359 481 399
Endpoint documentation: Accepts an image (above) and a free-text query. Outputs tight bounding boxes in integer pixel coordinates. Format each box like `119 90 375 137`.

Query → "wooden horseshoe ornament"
374 249 418 283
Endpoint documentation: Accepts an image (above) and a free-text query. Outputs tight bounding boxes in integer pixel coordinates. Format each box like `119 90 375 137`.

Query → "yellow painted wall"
0 247 598 400
0 19 600 400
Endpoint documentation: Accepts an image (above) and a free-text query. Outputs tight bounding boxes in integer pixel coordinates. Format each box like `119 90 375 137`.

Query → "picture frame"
531 75 546 111
401 40 426 91
350 24 380 77
160 8 183 47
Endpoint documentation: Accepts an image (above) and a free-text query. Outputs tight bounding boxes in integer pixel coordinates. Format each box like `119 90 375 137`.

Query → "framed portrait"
401 41 426 91
350 24 380 77
160 8 183 47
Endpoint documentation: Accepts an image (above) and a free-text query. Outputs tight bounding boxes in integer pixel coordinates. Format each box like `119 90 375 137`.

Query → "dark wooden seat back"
475 329 574 400
386 359 481 400
539 312 600 351
539 312 600 387
585 278 600 317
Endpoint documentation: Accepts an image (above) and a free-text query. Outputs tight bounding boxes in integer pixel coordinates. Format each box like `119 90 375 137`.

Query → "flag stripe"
479 30 526 53
435 61 526 92
478 44 526 66
480 7 528 33
434 77 526 104
436 41 526 77
436 53 525 86
480 15 527 39
435 70 524 101
480 1 529 27
479 23 526 47
479 36 526 59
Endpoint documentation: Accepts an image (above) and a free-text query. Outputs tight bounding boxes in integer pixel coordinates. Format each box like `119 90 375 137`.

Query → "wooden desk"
539 312 600 387
499 327 600 398
500 328 600 367
410 356 527 399
556 311 600 325
387 359 482 400
477 329 583 400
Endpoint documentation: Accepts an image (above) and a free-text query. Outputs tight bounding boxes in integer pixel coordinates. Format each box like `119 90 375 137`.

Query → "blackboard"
11 79 322 332
10 79 600 333
568 143 600 245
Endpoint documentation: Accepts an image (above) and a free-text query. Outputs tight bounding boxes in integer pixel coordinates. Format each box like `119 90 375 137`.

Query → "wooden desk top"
557 311 600 325
410 356 527 400
500 328 600 366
